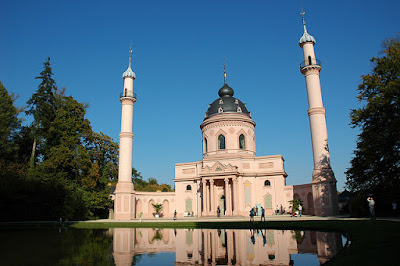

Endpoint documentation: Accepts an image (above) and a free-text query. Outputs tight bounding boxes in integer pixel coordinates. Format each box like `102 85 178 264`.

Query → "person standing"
249 209 254 222
260 207 266 222
173 210 177 221
392 202 397 217
298 205 303 217
367 197 376 220
217 206 221 218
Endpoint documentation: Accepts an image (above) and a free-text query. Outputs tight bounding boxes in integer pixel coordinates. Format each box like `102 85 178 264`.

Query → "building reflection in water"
112 228 343 265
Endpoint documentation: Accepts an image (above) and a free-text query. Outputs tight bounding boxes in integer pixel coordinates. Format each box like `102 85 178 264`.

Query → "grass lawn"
2 219 398 265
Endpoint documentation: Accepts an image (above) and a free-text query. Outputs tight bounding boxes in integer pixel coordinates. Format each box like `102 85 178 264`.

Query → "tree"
0 81 21 160
346 33 400 214
26 57 59 162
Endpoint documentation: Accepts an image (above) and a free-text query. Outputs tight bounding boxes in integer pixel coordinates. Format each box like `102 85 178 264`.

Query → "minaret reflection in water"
112 228 343 265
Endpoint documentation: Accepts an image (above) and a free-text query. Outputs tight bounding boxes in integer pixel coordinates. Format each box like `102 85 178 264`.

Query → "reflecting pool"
1 227 346 265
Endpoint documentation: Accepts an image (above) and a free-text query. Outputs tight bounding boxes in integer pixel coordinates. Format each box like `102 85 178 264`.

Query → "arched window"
264 180 271 186
204 138 208 153
186 185 192 191
308 56 312 66
239 134 245 149
218 134 225 150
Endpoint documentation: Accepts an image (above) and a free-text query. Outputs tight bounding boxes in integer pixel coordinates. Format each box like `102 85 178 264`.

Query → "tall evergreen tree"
26 57 58 161
0 81 21 160
346 34 400 212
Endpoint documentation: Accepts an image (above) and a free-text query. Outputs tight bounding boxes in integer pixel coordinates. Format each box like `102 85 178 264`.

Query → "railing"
120 92 137 99
300 58 321 70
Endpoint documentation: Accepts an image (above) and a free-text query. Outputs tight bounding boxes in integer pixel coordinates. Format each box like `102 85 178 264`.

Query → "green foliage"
152 229 163 241
152 203 163 214
132 170 173 192
346 33 400 215
0 58 118 221
288 198 303 212
26 57 58 159
0 82 21 160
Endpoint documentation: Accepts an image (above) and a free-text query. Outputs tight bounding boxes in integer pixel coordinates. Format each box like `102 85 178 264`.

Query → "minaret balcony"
120 92 137 100
300 59 321 74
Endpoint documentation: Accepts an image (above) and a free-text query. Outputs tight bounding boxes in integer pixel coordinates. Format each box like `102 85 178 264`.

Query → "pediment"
201 161 238 174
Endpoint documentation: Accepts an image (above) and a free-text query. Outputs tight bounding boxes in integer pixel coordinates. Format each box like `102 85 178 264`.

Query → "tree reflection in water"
0 228 344 265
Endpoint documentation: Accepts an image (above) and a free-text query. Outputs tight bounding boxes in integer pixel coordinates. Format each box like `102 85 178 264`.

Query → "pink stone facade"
113 15 339 219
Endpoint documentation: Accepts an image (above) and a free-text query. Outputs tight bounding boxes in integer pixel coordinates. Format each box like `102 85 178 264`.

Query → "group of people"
249 206 266 222
274 205 286 215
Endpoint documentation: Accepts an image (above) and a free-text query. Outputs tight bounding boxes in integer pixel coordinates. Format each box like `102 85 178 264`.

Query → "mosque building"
113 14 339 220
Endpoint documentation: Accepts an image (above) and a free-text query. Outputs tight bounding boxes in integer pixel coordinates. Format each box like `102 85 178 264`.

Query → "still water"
1 227 347 265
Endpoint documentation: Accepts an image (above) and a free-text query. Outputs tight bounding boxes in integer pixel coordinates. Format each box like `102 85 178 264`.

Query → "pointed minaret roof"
218 60 234 97
299 12 316 46
123 46 136 79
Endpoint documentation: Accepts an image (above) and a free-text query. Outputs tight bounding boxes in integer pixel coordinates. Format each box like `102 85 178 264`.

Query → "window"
218 134 225 150
218 107 223 113
308 56 312 66
186 185 192 191
239 134 245 149
204 138 208 153
264 194 272 209
264 180 271 186
186 198 192 211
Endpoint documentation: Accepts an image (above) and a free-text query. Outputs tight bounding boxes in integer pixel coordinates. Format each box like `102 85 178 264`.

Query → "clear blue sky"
1 0 399 190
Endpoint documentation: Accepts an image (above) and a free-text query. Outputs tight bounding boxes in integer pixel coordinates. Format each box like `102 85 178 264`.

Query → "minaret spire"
224 59 227 84
301 12 307 33
129 42 133 68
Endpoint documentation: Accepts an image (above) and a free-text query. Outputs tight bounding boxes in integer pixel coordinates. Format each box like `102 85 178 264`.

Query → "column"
233 177 239 215
210 179 215 215
225 178 232 215
206 180 210 215
196 181 201 217
202 180 206 216
211 230 216 265
227 230 233 265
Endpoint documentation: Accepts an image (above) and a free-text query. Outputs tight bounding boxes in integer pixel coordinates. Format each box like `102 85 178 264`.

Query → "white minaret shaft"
114 49 137 220
299 13 338 216
299 14 331 174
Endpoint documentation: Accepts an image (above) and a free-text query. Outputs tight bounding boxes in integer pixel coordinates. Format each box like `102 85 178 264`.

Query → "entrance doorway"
256 204 261 216
219 196 226 215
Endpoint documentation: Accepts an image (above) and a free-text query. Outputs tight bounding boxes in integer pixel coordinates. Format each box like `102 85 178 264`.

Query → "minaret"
114 48 137 220
299 13 338 216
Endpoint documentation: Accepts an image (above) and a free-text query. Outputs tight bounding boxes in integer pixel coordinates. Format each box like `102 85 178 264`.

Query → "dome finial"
224 58 227 84
299 11 316 45
123 42 136 79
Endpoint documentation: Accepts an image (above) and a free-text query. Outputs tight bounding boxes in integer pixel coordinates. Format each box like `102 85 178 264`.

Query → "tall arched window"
204 138 208 153
218 134 225 150
239 134 245 149
308 56 312 66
